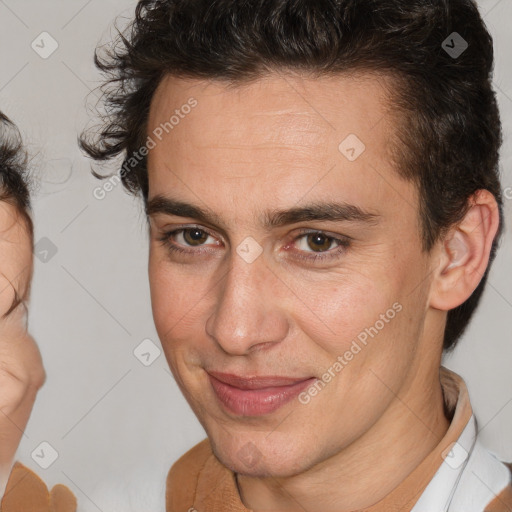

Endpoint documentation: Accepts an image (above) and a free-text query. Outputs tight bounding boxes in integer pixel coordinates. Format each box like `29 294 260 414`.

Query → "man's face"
147 72 439 477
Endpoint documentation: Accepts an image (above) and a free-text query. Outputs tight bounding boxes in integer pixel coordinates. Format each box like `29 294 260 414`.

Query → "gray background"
0 0 510 510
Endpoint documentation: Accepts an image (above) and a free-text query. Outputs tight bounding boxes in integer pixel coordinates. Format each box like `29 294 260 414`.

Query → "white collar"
411 369 511 512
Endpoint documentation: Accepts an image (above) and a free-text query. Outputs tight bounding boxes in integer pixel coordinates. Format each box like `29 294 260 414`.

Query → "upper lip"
207 371 314 390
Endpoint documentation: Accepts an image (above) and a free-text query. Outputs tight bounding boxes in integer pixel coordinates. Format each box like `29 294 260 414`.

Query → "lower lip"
208 375 316 416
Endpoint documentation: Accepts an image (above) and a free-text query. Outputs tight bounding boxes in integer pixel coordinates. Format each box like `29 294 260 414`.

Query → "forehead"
146 71 417 230
148 71 396 144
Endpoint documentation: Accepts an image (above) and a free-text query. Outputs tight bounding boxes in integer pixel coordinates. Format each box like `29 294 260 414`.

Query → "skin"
146 72 499 511
0 203 45 496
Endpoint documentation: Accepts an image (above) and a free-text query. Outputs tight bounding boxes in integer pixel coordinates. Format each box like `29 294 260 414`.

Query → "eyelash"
156 226 351 262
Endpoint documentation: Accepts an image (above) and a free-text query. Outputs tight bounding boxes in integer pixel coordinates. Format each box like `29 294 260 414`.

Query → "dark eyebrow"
263 202 380 228
146 195 380 230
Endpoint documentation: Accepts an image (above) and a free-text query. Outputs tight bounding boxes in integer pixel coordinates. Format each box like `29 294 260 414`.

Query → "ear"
430 189 500 311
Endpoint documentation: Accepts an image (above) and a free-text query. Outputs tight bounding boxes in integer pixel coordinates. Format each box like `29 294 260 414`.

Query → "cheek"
292 251 425 368
148 257 210 363
149 249 189 323
289 271 399 356
149 261 213 415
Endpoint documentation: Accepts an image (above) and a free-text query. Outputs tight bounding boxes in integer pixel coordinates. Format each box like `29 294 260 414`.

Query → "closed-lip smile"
207 370 316 416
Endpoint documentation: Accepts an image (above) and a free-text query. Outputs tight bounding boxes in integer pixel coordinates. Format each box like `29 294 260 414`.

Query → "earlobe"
430 189 500 311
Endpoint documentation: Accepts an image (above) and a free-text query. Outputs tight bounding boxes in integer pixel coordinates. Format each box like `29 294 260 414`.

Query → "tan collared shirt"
166 366 512 512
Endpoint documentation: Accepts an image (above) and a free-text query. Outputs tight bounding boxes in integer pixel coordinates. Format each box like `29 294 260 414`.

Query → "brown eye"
157 225 220 257
183 228 209 246
290 230 351 263
305 233 334 252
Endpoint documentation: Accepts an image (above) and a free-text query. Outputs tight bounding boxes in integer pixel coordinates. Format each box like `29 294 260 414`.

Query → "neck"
236 359 450 512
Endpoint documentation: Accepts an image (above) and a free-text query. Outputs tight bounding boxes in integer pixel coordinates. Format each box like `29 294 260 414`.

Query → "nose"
205 248 289 356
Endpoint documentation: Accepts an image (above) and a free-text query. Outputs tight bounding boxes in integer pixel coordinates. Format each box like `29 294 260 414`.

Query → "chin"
208 427 313 478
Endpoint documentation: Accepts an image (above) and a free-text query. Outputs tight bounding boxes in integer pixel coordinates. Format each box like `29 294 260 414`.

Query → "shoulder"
1 461 76 512
166 438 214 512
